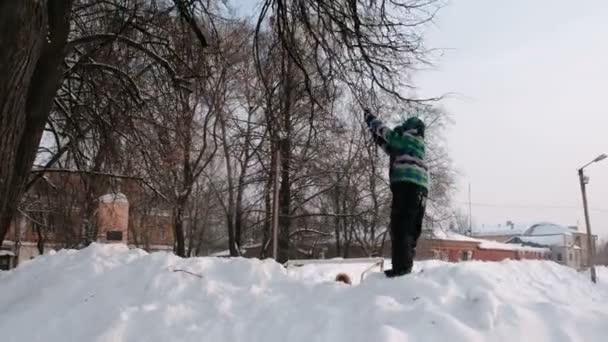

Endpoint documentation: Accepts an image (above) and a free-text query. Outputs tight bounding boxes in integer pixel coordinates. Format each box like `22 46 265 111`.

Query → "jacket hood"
394 117 425 138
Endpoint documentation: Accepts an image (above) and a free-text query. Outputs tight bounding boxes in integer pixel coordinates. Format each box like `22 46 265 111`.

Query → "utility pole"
272 148 281 260
578 168 597 283
468 183 472 235
577 153 606 283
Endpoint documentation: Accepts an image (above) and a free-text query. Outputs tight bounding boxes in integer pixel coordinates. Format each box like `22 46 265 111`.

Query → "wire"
457 201 608 214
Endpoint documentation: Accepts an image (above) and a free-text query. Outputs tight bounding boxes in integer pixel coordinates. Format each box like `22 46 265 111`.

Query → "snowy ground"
1 244 608 342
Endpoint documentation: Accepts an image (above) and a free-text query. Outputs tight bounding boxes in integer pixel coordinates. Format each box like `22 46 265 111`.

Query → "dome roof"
523 222 571 236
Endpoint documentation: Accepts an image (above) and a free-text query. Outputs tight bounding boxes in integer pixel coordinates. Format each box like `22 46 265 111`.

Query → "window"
106 231 123 241
557 253 563 262
461 250 472 261
31 213 56 234
0 256 11 271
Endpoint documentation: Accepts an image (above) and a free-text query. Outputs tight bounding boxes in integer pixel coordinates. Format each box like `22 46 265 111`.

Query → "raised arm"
364 109 391 153
364 109 393 142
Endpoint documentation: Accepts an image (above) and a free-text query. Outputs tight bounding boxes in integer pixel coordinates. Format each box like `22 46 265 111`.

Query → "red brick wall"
97 195 129 243
416 239 480 262
416 239 549 263
473 249 518 261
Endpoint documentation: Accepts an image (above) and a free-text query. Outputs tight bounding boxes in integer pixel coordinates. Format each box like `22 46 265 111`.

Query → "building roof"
477 240 548 253
500 222 575 247
429 229 481 242
430 229 549 253
523 222 573 236
471 223 529 237
507 235 566 247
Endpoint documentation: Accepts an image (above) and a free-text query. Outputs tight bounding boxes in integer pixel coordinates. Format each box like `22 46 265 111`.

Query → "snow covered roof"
471 223 529 236
507 235 566 247
0 250 15 257
429 229 549 252
523 222 573 236
478 240 548 253
428 229 480 242
99 192 128 204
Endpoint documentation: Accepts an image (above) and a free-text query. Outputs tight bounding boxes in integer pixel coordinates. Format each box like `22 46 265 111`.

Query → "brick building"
220 229 549 263
505 222 597 270
0 172 174 268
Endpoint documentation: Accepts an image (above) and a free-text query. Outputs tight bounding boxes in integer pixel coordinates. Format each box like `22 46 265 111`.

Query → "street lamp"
578 153 606 283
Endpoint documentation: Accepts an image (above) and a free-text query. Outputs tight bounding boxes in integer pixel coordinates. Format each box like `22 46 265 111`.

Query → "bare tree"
0 0 73 245
3 0 454 262
0 0 219 246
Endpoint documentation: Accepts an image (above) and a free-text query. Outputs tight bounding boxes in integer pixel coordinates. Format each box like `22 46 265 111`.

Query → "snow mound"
1 244 608 342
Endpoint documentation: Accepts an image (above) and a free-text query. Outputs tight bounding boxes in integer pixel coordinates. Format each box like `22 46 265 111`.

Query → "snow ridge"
1 244 607 342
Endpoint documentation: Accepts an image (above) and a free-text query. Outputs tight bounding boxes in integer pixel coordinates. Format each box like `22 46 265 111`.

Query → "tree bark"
173 197 187 257
0 0 73 245
219 114 238 256
234 171 247 249
277 137 291 263
260 149 275 259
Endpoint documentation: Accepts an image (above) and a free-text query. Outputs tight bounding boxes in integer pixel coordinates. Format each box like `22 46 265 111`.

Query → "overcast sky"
414 0 608 237
233 0 608 237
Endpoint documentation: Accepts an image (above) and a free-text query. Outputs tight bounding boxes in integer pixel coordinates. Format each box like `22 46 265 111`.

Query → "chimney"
97 193 129 244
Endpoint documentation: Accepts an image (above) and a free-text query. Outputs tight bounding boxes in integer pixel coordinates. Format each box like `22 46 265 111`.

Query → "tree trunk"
276 45 294 263
173 197 187 257
342 194 351 258
235 172 246 249
260 151 275 259
218 108 240 257
277 137 291 263
0 0 73 245
36 227 45 255
333 186 342 257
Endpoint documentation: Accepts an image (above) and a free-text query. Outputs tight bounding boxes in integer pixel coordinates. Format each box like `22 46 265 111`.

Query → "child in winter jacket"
364 109 428 277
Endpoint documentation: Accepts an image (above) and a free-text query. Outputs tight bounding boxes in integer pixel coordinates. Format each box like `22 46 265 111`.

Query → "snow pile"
2 244 608 342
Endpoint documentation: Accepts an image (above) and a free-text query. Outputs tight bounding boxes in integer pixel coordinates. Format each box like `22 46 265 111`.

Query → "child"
364 109 428 277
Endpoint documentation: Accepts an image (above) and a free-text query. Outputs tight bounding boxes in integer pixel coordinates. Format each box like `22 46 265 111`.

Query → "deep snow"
1 244 608 342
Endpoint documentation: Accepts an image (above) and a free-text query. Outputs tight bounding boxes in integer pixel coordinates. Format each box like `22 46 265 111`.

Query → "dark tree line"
0 0 452 261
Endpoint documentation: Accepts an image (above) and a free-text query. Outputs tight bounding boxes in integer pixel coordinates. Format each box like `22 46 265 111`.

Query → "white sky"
415 0 608 237
233 0 608 237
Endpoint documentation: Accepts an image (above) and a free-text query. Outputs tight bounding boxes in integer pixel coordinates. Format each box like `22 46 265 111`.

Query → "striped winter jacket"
365 111 428 189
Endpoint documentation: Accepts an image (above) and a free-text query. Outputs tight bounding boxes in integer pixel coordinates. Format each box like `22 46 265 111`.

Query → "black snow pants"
389 182 427 273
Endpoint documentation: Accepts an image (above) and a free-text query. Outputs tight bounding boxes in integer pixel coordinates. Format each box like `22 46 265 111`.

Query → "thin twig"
172 269 204 278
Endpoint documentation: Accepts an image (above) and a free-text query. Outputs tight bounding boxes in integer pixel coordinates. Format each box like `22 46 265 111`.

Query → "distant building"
0 250 16 271
417 229 550 263
470 222 529 242
506 222 597 270
0 172 174 269
227 228 550 263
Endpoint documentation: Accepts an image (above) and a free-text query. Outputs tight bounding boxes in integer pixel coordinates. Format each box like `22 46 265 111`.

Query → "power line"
457 201 608 214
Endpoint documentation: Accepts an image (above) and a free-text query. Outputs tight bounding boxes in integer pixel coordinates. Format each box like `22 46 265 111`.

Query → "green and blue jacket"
365 111 428 189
